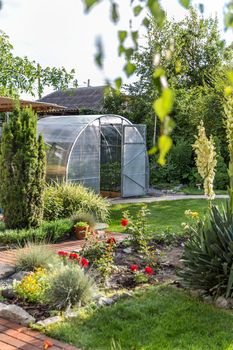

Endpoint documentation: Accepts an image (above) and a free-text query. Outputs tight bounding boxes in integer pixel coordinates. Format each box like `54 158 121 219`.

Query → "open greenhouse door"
122 124 148 197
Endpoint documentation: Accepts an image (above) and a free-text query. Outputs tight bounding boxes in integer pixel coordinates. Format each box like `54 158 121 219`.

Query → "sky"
0 0 231 99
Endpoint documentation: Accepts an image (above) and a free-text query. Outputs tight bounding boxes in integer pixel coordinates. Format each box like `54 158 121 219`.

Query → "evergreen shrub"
0 106 46 229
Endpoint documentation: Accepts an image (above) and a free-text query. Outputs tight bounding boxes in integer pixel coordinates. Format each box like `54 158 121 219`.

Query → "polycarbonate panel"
100 124 122 192
67 124 100 192
122 124 148 197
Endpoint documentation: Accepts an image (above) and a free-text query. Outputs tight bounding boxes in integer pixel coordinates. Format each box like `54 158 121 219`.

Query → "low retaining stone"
0 303 35 325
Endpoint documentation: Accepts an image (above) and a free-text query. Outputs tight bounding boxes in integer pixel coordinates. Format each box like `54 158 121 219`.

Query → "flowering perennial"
57 251 89 268
130 264 139 271
193 121 217 200
121 218 129 227
106 237 116 245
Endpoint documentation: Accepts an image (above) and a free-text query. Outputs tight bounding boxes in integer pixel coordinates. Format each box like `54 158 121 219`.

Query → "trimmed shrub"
0 219 73 245
179 201 233 297
0 106 46 229
15 242 58 271
44 182 110 222
46 263 96 309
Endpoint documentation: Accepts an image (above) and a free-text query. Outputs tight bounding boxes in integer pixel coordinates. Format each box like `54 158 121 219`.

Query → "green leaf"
225 12 233 30
83 0 100 12
111 2 119 23
175 60 181 74
153 67 165 79
95 37 104 68
118 44 125 56
118 31 127 43
199 3 204 14
125 48 134 60
114 77 122 91
178 0 190 9
133 5 143 16
124 62 136 77
158 135 172 166
147 0 165 27
131 31 138 47
148 146 158 155
142 17 150 28
226 70 233 85
153 88 174 122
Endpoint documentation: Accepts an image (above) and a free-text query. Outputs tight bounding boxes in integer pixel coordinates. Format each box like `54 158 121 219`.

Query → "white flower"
193 121 217 200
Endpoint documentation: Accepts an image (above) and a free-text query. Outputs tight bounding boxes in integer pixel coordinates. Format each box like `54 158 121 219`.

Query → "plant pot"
74 225 89 240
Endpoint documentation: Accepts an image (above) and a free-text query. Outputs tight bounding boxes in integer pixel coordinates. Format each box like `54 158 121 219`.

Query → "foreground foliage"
44 182 110 222
45 285 233 350
180 201 233 297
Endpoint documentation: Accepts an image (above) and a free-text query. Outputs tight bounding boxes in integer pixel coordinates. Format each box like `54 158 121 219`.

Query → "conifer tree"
0 106 46 229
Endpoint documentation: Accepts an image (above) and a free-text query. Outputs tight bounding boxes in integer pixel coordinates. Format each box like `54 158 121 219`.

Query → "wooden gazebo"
0 96 66 113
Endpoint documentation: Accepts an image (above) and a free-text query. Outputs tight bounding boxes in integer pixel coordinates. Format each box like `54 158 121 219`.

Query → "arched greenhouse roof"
37 114 149 197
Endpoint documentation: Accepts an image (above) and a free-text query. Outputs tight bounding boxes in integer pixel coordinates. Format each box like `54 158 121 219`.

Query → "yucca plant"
179 200 233 298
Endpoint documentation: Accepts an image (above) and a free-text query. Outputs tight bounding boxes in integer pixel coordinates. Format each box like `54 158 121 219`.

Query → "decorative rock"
202 295 213 304
0 264 15 279
0 303 35 325
11 271 29 281
123 247 133 254
36 316 62 327
118 291 133 299
97 297 115 307
64 310 81 319
189 289 205 298
1 287 16 300
215 296 229 309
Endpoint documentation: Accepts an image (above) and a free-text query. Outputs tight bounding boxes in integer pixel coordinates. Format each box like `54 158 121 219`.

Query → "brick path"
0 233 126 266
0 317 80 349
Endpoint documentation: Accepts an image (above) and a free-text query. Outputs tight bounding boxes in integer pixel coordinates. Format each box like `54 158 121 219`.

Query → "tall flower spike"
193 121 217 200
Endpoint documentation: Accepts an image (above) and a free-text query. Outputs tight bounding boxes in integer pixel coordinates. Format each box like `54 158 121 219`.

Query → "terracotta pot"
74 225 89 240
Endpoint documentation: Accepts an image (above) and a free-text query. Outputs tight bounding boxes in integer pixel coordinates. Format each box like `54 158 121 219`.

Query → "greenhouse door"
122 124 147 197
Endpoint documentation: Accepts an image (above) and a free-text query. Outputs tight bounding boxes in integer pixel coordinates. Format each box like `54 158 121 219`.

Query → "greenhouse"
38 114 149 197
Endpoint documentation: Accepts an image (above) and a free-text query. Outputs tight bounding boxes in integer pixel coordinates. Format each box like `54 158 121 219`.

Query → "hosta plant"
179 200 233 298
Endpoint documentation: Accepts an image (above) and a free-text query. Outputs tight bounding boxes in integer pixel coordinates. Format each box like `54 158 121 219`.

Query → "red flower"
106 237 116 245
69 252 79 260
58 251 68 257
81 257 89 267
121 218 128 227
130 264 138 272
145 266 153 275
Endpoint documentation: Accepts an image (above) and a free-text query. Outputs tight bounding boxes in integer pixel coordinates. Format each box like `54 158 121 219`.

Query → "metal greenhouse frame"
38 114 149 197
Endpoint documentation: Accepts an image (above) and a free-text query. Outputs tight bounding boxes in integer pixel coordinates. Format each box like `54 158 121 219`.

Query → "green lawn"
109 198 224 234
45 285 233 350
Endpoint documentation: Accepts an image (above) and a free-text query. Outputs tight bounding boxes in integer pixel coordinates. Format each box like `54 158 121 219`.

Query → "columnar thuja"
0 105 46 229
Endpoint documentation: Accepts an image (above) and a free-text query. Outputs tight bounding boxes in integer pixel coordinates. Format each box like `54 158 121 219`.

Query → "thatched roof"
0 96 66 113
39 86 106 112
